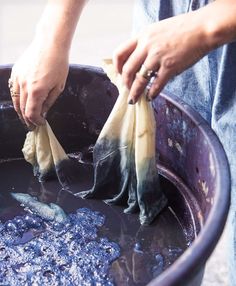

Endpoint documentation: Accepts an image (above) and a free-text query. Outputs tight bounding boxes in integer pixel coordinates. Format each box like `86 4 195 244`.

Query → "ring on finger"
11 91 20 98
144 74 158 102
8 78 20 98
138 64 158 81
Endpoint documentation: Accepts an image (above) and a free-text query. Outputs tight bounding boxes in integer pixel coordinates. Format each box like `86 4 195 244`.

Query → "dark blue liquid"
0 157 189 285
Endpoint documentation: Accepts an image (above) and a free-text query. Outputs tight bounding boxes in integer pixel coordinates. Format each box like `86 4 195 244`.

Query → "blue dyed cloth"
133 0 236 284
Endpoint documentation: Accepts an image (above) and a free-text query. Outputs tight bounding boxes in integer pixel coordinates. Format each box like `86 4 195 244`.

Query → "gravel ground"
0 1 230 285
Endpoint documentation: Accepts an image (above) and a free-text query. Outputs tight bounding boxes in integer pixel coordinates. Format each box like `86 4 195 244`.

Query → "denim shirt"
133 1 236 284
133 0 236 208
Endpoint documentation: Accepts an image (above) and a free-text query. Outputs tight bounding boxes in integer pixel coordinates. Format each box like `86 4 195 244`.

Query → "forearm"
35 0 88 53
198 0 236 50
10 0 88 126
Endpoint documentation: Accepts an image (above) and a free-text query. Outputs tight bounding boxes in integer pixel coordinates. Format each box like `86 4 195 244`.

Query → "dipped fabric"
77 60 167 225
22 121 76 190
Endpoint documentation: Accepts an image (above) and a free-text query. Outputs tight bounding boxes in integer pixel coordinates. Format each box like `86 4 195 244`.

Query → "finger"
121 47 147 89
113 37 137 74
127 73 149 104
41 86 61 118
9 75 34 130
10 80 21 115
19 82 35 130
11 95 22 121
127 58 160 104
9 78 27 125
24 87 48 126
146 67 170 100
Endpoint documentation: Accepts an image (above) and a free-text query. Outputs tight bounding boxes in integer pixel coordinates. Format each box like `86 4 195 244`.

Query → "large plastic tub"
0 65 230 286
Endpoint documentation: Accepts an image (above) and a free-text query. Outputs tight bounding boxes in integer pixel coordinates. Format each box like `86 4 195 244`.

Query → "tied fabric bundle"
78 60 167 225
22 121 77 190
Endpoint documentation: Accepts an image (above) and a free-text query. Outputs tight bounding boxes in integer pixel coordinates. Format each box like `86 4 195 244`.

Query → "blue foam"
0 206 120 285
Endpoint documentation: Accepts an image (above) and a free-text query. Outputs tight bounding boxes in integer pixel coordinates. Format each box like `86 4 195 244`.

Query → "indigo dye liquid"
0 153 190 286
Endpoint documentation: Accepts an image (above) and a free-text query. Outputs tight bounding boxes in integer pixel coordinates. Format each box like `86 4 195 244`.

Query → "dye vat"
0 65 230 286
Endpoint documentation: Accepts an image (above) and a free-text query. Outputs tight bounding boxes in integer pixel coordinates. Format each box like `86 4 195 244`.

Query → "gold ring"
8 78 20 98
11 92 20 98
138 64 158 80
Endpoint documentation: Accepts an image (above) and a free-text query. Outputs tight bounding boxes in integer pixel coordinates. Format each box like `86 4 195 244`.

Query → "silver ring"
138 64 158 80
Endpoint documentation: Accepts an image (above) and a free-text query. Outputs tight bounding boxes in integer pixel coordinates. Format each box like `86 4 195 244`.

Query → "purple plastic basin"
0 65 230 286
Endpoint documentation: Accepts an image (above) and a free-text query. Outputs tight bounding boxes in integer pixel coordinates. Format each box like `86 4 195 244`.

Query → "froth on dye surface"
0 206 120 286
0 158 190 286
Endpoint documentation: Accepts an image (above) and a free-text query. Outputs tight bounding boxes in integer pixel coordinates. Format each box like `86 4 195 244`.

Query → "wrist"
199 1 236 50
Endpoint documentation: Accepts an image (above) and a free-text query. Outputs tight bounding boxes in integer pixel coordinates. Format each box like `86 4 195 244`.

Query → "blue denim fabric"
133 1 236 285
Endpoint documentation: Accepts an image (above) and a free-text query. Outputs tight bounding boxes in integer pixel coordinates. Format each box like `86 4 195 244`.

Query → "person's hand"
113 11 212 104
10 39 69 128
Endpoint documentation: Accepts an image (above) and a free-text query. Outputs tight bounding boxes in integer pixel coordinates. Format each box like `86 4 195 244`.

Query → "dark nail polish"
128 99 134 105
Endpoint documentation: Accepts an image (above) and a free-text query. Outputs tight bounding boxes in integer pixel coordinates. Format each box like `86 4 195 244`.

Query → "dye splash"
0 194 120 286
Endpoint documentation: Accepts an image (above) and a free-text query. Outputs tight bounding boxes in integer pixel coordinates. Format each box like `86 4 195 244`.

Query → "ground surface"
0 1 229 285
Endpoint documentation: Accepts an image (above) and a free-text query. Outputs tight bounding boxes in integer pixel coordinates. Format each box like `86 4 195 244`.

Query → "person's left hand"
113 11 211 104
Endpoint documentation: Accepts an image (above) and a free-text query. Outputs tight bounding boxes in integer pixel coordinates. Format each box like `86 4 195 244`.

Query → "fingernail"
128 99 134 105
42 112 47 118
145 92 152 102
146 96 151 102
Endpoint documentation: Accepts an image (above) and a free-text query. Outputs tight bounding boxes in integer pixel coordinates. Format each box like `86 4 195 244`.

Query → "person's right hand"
113 0 236 104
10 39 69 129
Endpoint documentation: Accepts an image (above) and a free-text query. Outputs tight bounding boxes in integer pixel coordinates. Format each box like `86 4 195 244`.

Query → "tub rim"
0 64 231 285
148 92 231 285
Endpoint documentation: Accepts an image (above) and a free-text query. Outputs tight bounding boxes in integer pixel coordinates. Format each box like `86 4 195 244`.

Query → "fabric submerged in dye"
77 60 167 225
22 121 76 190
11 193 67 223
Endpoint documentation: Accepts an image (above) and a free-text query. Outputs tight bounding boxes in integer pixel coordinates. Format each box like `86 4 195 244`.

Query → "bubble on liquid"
162 246 184 267
152 254 164 277
133 242 143 253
